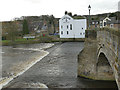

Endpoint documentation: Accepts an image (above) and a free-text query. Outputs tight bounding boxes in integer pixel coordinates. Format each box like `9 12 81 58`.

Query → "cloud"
118 1 120 11
24 0 42 4
0 0 119 21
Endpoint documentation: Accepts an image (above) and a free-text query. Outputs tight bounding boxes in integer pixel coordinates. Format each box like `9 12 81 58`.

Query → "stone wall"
78 30 98 79
97 29 120 88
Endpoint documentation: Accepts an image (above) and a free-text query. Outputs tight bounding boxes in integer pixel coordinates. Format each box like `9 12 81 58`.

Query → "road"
3 42 117 89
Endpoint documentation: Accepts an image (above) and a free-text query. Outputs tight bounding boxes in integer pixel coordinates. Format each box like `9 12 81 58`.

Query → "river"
1 42 118 89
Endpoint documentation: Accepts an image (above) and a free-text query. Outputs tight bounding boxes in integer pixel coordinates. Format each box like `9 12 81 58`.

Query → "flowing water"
1 42 118 89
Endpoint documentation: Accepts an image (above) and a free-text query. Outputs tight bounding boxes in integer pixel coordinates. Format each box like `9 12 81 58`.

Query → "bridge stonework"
78 29 120 89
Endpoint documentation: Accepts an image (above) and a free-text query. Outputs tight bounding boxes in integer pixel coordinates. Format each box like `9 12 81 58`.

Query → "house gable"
59 15 73 23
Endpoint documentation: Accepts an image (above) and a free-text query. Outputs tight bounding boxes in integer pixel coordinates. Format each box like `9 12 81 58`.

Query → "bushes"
39 36 52 43
23 19 29 35
2 38 39 46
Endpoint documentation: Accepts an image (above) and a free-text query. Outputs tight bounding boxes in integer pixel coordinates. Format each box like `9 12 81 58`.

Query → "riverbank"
0 43 55 89
2 35 85 46
2 38 51 46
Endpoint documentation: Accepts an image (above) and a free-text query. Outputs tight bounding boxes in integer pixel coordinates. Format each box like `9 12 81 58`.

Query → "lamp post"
88 5 91 29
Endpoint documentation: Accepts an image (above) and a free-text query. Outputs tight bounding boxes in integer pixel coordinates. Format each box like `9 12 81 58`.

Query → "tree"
74 14 77 17
65 11 68 15
7 21 18 42
109 13 116 17
23 19 29 35
48 15 56 34
68 12 72 17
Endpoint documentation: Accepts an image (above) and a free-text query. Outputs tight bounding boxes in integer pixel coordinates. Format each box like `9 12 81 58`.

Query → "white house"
59 15 87 38
100 17 111 28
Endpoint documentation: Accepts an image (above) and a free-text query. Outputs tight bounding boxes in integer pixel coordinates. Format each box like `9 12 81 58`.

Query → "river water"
1 43 54 89
1 42 118 89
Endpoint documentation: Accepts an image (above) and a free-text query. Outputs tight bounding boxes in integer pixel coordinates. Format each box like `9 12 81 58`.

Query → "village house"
90 20 99 28
100 17 120 29
59 14 87 38
89 16 120 30
100 17 111 28
109 17 120 29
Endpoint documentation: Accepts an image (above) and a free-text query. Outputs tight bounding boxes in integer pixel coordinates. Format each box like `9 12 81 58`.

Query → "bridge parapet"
97 29 120 88
78 28 120 89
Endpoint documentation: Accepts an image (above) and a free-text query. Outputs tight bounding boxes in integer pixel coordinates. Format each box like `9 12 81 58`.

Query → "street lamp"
88 5 91 29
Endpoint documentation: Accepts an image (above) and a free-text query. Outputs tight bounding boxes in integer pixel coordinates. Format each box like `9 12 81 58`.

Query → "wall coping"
86 28 120 37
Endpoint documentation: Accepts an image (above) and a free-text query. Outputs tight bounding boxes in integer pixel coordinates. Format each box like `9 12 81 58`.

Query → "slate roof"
72 15 86 19
100 17 120 24
109 17 120 24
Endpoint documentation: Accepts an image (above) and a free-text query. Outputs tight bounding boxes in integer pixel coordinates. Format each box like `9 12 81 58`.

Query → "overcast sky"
0 0 120 21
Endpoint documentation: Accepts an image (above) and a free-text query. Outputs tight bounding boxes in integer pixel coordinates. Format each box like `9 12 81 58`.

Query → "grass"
2 35 85 46
2 36 58 46
2 38 39 46
15 38 36 42
2 40 11 43
15 38 27 42
2 40 11 46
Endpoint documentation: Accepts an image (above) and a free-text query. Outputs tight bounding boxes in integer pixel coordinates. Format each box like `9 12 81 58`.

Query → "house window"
80 33 82 35
67 31 69 35
104 22 106 26
92 22 95 24
100 22 102 27
70 24 72 30
61 31 63 35
82 28 83 30
67 25 69 29
110 24 114 28
96 22 98 24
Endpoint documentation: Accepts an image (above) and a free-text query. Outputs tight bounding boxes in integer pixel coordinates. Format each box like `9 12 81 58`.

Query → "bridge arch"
96 52 115 80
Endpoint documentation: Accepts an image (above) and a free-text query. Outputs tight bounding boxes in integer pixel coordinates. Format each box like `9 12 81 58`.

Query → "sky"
0 0 120 21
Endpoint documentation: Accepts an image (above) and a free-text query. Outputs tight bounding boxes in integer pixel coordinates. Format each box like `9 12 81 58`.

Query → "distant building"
100 17 111 28
91 20 99 28
59 14 87 38
100 17 120 29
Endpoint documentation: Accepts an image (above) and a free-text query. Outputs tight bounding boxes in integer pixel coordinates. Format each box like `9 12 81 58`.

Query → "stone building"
24 15 59 35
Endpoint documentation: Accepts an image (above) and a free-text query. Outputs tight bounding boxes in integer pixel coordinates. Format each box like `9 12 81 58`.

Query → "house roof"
100 16 120 24
100 17 111 21
60 14 86 20
100 17 106 21
72 15 86 19
60 14 73 21
110 17 120 24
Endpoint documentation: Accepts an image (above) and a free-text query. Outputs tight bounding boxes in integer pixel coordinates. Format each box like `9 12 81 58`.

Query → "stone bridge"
78 28 120 89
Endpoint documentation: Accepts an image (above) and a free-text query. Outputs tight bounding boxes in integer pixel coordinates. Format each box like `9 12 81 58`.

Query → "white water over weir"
0 43 54 89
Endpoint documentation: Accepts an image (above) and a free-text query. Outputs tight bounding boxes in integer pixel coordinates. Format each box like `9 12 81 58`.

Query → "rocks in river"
24 82 48 88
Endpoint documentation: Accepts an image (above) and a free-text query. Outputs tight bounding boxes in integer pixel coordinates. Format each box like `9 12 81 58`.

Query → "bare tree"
7 21 19 43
